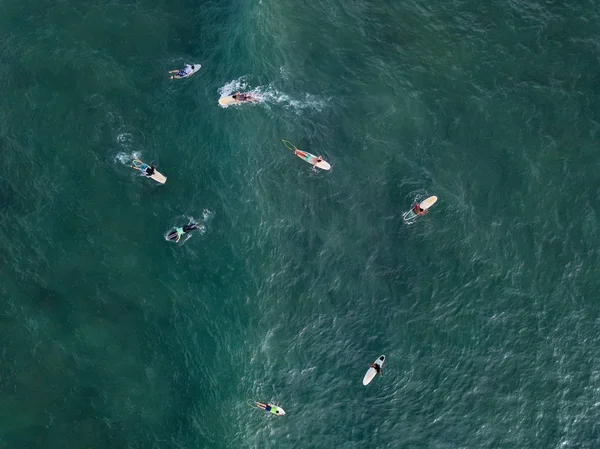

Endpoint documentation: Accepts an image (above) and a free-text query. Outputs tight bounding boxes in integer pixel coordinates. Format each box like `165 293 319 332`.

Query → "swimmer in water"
167 222 199 243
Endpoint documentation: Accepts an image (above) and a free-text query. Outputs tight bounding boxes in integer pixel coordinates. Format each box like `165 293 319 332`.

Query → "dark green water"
1 0 600 447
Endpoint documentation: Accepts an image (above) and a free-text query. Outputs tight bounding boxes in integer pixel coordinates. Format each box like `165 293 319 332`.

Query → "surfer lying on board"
167 222 199 243
294 149 324 172
412 203 428 215
369 363 383 377
232 92 258 103
131 158 155 177
255 402 285 416
169 64 195 79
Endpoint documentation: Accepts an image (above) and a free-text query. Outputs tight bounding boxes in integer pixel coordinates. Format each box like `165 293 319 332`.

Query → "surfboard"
295 150 331 170
281 140 330 171
270 405 286 416
363 355 385 385
419 196 438 210
248 401 286 416
218 96 237 106
131 159 166 184
402 196 437 222
218 95 259 106
170 63 201 79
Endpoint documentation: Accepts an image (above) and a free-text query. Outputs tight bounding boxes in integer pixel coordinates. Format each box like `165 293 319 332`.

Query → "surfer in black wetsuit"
167 222 199 242
369 363 383 376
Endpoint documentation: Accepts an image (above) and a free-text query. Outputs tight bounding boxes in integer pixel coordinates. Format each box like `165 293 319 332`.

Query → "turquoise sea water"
1 0 600 447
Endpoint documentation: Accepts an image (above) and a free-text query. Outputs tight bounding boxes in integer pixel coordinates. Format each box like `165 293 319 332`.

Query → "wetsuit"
167 227 184 241
167 223 198 241
183 223 198 233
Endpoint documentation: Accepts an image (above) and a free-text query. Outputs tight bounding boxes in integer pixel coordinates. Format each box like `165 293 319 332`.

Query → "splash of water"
217 78 327 111
114 151 142 166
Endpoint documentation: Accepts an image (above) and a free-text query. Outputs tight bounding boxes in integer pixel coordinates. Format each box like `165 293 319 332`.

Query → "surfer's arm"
168 70 179 73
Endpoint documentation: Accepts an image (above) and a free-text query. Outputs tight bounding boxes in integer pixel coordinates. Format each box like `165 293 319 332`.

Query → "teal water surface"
1 0 600 447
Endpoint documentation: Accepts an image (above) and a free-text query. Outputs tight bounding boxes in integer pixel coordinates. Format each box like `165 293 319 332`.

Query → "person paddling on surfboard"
169 64 195 79
369 363 383 377
412 203 428 215
293 148 323 172
232 92 257 103
255 402 285 416
131 158 155 177
167 223 199 243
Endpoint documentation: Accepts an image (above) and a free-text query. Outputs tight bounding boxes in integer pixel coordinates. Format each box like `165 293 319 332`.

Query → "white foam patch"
253 84 328 111
218 78 327 111
114 151 142 166
116 132 134 148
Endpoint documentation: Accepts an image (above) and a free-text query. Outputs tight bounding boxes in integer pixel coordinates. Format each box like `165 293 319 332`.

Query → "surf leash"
282 139 299 152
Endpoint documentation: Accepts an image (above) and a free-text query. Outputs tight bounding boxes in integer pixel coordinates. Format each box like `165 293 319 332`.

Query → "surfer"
167 222 199 243
369 363 383 377
412 203 428 215
255 402 285 416
131 158 155 177
232 92 257 103
169 64 195 79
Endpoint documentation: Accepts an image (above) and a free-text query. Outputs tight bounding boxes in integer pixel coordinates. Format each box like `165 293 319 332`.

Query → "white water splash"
217 78 327 111
116 132 134 149
218 77 248 103
253 84 328 111
114 151 141 166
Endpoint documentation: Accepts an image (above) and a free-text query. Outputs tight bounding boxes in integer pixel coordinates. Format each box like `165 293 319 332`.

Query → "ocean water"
1 0 600 447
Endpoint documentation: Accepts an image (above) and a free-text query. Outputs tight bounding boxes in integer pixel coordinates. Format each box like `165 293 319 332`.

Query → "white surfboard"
170 63 201 79
419 196 438 210
272 405 286 416
147 171 167 184
218 94 259 106
218 95 237 106
295 150 331 170
363 355 385 386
